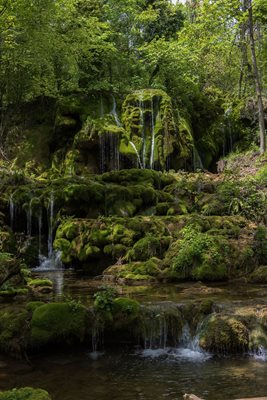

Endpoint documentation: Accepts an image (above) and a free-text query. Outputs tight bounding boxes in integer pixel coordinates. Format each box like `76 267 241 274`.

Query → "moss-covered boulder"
0 306 30 354
30 302 90 346
0 387 51 400
199 314 249 353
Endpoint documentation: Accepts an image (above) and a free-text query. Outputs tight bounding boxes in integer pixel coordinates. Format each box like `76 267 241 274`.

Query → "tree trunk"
247 0 266 154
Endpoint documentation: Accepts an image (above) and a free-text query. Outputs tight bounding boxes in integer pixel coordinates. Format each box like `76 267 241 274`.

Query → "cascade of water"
99 134 105 173
27 199 33 237
139 93 146 169
48 193 54 259
150 99 155 169
192 146 204 171
9 194 15 230
225 108 233 153
129 141 143 169
35 192 62 271
111 95 121 127
176 322 211 361
38 210 42 258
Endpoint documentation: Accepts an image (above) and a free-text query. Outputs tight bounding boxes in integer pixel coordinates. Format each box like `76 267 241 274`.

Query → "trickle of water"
150 99 155 170
192 146 204 171
175 322 211 362
111 95 121 127
9 194 15 230
139 93 146 169
48 192 54 259
129 141 143 169
38 210 42 257
27 198 33 237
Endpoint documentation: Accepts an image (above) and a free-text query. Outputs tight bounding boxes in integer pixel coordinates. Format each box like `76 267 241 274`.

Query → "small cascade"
99 133 120 172
110 95 121 127
48 193 54 259
38 210 42 257
129 141 143 169
27 199 33 237
9 194 15 230
35 192 62 271
251 346 267 361
89 322 104 360
175 322 211 362
140 303 181 351
139 93 146 168
150 99 155 169
192 146 204 171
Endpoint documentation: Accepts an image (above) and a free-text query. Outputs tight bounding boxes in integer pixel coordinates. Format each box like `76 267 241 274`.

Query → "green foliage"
93 286 116 313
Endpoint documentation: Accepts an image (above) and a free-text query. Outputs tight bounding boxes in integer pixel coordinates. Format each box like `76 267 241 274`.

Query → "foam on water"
252 346 267 361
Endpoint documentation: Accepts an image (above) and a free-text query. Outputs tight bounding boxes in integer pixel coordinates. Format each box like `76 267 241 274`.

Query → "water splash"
251 346 267 361
174 323 211 362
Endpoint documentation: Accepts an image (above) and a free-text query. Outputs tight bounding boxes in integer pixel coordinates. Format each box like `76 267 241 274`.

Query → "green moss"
0 306 29 354
28 279 52 288
0 387 51 400
199 315 249 353
249 266 267 283
30 302 88 346
26 302 45 313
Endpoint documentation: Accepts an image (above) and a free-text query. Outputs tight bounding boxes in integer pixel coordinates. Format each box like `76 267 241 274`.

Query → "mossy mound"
249 266 267 283
0 387 51 400
0 306 30 354
30 302 89 347
199 314 249 353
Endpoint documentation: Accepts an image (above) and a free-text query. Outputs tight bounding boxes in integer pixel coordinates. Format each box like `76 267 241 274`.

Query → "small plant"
93 285 116 312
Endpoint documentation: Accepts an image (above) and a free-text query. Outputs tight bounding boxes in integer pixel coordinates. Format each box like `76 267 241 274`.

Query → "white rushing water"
150 98 155 169
129 141 143 169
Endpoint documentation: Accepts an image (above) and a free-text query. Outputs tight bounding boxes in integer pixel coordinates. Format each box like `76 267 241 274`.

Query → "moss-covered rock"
30 302 89 346
199 314 249 353
0 387 52 400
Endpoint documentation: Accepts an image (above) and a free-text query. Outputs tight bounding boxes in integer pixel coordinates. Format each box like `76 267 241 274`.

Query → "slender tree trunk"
246 0 266 154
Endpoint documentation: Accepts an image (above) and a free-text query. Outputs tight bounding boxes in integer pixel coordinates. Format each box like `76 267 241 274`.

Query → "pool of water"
1 349 267 400
33 269 267 307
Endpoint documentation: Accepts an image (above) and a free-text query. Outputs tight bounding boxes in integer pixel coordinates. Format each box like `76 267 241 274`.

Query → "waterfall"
100 133 120 173
193 146 204 171
48 193 54 259
150 99 155 169
129 141 143 169
175 322 211 361
35 192 62 271
139 93 146 169
140 303 181 350
27 199 33 237
111 95 121 127
9 194 15 231
38 210 42 257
